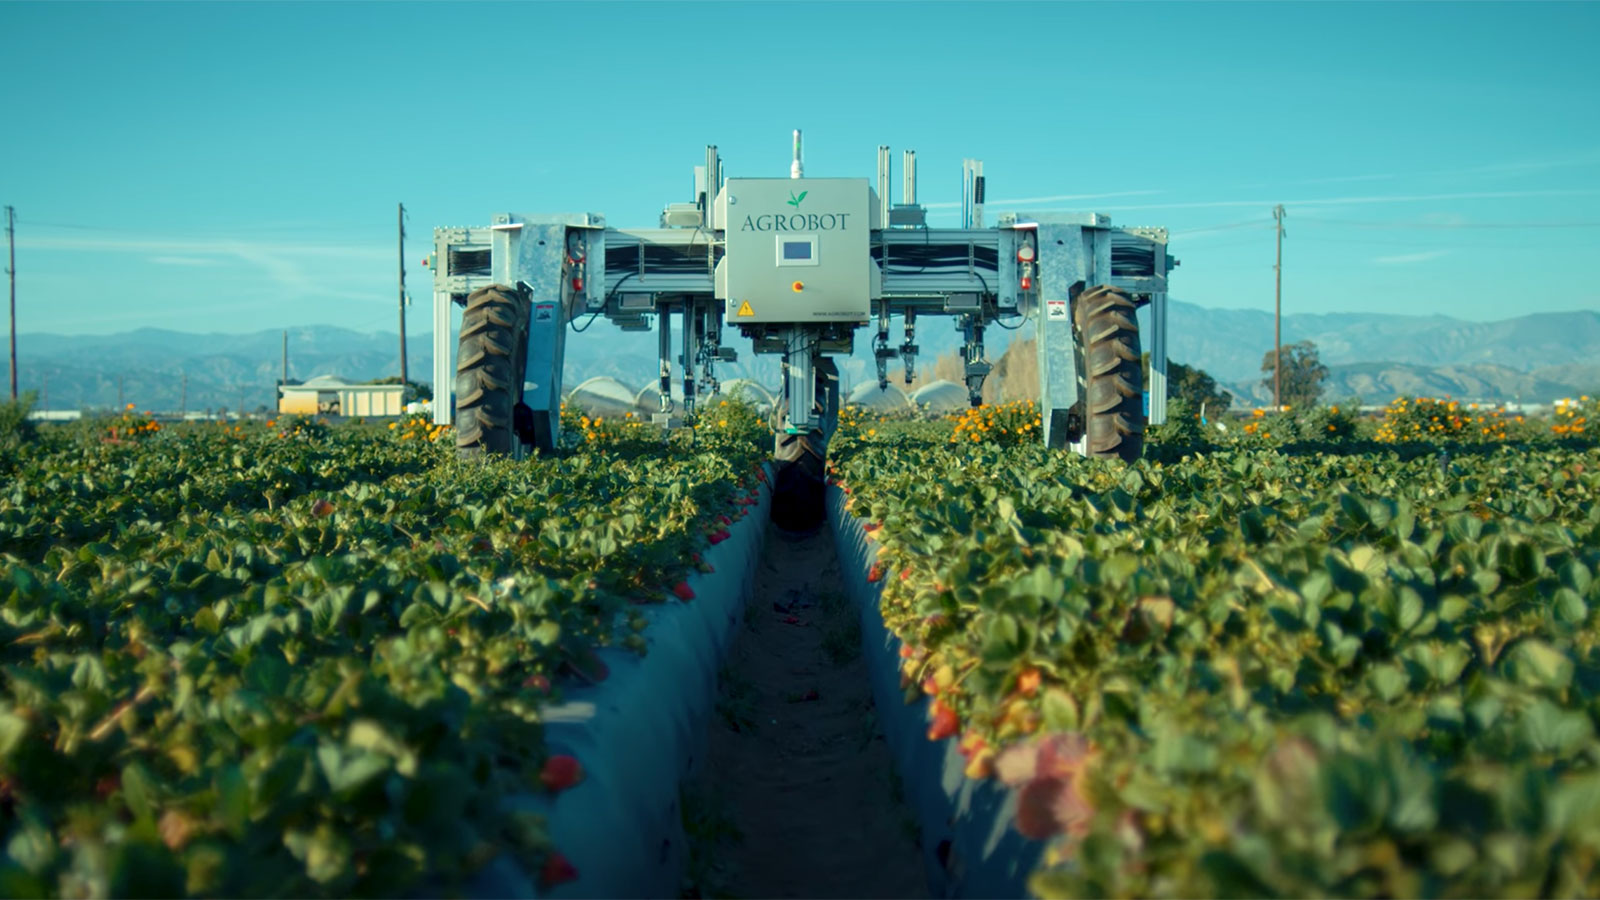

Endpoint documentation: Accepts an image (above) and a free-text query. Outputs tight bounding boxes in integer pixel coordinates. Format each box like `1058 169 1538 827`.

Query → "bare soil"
681 522 927 899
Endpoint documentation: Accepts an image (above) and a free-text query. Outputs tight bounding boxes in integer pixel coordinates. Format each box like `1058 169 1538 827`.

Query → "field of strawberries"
4 389 1599 898
0 408 768 896
831 403 1600 897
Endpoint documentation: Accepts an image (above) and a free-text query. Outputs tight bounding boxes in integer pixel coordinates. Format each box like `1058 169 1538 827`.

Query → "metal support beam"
1148 292 1169 426
657 306 673 415
877 145 891 227
516 222 569 450
1033 222 1089 450
682 301 696 417
783 327 815 432
432 290 452 425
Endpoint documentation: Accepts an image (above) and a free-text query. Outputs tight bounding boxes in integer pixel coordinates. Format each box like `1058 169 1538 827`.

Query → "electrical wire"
1295 216 1600 230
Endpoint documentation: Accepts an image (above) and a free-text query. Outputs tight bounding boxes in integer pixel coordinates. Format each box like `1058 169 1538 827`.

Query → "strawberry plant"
0 415 768 896
832 422 1600 897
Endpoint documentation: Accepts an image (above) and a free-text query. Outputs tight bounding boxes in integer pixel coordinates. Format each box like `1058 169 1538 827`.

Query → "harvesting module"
427 132 1177 524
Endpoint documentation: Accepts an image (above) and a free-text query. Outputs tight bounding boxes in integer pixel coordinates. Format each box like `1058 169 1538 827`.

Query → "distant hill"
13 301 1598 413
1223 362 1600 408
1152 302 1600 383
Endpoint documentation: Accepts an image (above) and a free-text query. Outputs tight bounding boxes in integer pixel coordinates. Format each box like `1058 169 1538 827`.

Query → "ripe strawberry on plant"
672 581 696 601
927 701 960 741
868 563 885 583
540 851 579 888
540 755 584 793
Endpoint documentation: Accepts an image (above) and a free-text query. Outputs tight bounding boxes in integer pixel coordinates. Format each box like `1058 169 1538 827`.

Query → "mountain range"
11 301 1597 413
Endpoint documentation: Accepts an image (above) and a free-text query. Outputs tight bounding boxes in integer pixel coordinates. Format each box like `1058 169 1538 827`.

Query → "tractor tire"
1074 285 1144 462
455 284 531 460
771 359 839 533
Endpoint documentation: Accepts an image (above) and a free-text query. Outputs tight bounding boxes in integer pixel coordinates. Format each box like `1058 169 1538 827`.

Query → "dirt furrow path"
681 522 927 899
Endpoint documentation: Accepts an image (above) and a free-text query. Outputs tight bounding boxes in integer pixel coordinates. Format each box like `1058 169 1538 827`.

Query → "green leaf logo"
787 190 807 208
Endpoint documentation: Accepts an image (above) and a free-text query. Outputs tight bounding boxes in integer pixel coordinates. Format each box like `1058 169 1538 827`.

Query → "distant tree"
1142 354 1234 419
367 377 433 402
1261 340 1329 408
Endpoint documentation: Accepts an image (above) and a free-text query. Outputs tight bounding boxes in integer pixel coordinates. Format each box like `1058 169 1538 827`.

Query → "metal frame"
429 143 1177 452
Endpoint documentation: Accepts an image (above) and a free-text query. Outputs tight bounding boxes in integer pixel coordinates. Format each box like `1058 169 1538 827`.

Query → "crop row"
829 416 1600 898
0 410 768 897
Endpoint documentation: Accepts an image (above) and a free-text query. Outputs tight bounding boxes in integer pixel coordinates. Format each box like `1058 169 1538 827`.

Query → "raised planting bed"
477 469 772 899
0 412 774 898
827 418 1600 899
829 484 1043 898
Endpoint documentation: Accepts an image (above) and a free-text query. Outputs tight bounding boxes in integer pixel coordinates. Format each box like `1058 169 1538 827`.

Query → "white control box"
715 178 872 324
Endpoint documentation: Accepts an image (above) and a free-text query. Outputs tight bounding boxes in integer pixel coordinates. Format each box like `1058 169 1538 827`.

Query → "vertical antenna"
398 203 409 403
790 129 803 179
877 145 890 226
1272 204 1286 411
972 160 985 229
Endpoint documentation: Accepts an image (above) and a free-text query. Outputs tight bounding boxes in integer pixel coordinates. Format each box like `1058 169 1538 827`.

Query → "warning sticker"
737 300 754 317
1046 300 1068 321
534 303 555 322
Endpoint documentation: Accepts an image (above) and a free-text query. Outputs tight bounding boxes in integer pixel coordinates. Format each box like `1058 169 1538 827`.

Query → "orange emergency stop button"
792 281 804 292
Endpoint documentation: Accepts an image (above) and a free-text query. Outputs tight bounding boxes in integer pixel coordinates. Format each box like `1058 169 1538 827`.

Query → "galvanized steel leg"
432 290 452 425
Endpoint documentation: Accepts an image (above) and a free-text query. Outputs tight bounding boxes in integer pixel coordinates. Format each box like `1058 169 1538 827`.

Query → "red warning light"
572 277 584 291
1021 276 1033 290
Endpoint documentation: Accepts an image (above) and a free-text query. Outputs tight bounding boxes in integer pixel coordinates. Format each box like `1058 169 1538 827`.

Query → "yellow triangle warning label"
737 300 754 317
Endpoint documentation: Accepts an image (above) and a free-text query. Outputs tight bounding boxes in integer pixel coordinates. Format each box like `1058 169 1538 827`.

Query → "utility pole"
282 330 288 383
397 203 409 402
1273 204 1286 410
6 205 16 401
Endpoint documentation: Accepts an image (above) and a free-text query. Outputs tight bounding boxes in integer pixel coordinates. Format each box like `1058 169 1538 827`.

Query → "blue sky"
2 1 1597 336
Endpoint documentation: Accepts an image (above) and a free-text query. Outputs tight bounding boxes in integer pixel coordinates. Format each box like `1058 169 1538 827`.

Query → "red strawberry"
868 563 885 583
900 568 913 581
310 498 335 518
718 514 731 526
672 581 696 601
540 755 584 792
710 529 730 545
864 522 881 534
927 702 960 741
899 644 916 659
540 851 579 888
522 674 551 692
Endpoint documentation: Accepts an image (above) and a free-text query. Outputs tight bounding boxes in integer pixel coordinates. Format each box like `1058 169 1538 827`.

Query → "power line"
6 205 15 401
398 203 408 396
1295 216 1600 230
1273 204 1286 412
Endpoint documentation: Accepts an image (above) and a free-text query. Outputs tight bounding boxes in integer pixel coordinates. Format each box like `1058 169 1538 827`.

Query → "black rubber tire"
1074 285 1144 462
771 359 839 533
455 285 530 460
